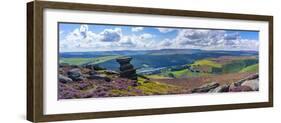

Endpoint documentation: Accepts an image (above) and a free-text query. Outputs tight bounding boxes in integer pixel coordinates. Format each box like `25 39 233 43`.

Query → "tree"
168 73 175 78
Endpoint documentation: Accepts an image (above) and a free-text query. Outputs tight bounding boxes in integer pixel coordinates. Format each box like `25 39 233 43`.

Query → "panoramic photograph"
58 23 259 99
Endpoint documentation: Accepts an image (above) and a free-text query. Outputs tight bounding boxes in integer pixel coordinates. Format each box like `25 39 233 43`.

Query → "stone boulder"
230 73 259 92
59 74 73 83
116 57 137 80
119 64 134 71
229 85 253 92
120 69 137 77
191 82 220 93
116 57 132 64
88 74 111 82
84 64 105 70
84 64 95 70
88 70 97 75
67 68 84 81
247 73 259 80
235 73 259 86
70 65 80 68
241 79 259 91
209 84 230 93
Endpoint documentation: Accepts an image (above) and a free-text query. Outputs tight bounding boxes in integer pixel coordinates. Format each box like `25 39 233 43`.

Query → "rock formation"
209 84 230 93
67 68 84 81
116 57 137 80
241 79 259 91
59 74 73 83
229 84 253 92
191 82 220 93
191 73 259 93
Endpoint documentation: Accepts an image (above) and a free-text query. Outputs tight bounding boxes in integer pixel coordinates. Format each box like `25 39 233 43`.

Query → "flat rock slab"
59 74 73 83
241 79 259 91
191 82 220 93
116 57 132 64
209 84 230 93
229 84 253 92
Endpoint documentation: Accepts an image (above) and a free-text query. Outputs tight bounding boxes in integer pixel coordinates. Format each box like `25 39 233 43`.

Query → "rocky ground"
152 72 259 93
190 73 259 93
58 63 142 99
58 63 259 99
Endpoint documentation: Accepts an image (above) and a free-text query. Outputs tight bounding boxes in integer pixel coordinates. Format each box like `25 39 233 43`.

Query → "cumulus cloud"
139 33 153 39
100 28 122 42
167 29 259 51
60 25 117 51
174 29 225 47
224 32 240 40
59 31 64 35
131 27 144 32
79 25 89 38
157 28 177 33
60 24 259 52
60 25 157 51
118 33 154 49
158 39 173 48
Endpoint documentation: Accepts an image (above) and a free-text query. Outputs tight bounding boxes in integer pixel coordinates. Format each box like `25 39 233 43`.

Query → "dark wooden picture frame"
27 1 273 122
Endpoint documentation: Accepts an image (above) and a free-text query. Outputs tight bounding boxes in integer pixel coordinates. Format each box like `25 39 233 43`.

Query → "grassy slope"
192 59 222 68
146 74 171 79
147 69 211 79
147 56 258 79
240 64 258 73
222 59 258 73
60 55 121 65
110 77 181 95
190 57 258 73
171 69 211 78
136 77 180 95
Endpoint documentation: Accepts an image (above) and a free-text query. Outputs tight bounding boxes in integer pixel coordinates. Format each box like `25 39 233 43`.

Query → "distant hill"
59 49 259 73
60 49 204 58
60 49 258 58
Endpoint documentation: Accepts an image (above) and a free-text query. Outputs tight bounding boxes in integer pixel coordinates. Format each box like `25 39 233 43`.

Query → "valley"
58 49 259 99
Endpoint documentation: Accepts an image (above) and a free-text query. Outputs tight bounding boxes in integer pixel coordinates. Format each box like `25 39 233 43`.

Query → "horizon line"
59 48 259 53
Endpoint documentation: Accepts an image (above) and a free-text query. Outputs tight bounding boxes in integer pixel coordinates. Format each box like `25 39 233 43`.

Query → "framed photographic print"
27 1 273 122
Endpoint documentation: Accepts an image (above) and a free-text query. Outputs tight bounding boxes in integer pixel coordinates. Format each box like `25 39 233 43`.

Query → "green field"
146 56 258 79
60 55 121 65
146 74 171 79
170 69 211 78
189 57 258 74
146 68 211 79
221 59 258 73
191 59 222 68
240 64 258 73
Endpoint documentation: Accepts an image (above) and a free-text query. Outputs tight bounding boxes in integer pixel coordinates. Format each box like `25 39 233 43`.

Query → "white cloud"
139 33 153 39
169 29 259 51
60 25 157 52
60 24 115 51
157 28 177 33
60 25 258 52
59 31 64 35
174 29 225 46
118 33 154 49
79 25 88 38
131 27 144 32
100 28 122 42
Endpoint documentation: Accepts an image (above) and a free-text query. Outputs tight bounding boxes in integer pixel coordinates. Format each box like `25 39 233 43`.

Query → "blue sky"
59 23 259 52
